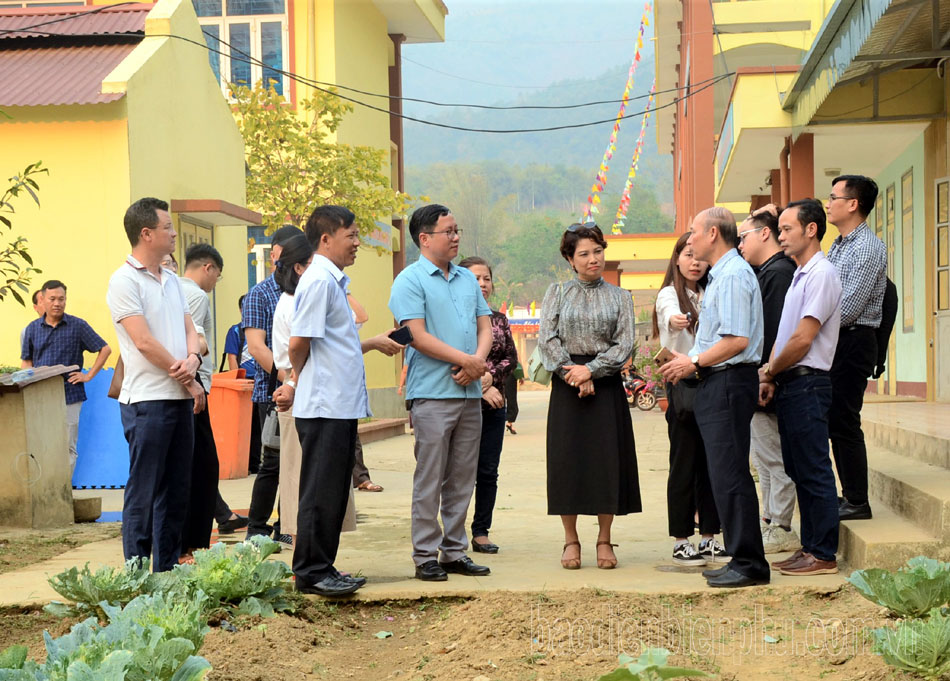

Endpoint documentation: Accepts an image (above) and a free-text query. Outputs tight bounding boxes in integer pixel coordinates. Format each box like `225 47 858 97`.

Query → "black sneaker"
276 533 294 551
672 542 707 566
698 537 730 563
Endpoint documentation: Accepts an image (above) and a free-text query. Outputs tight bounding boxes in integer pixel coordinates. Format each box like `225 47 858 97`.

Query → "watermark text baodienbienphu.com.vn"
529 603 876 662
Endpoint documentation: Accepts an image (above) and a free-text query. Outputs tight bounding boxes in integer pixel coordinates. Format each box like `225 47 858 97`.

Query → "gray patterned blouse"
538 277 636 380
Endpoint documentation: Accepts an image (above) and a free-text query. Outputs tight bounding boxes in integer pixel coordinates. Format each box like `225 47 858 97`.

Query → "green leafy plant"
0 162 46 305
169 536 293 617
872 607 950 678
598 648 709 680
848 556 950 618
46 558 152 621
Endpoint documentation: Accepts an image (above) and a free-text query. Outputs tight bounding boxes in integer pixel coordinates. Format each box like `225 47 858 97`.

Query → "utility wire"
3 21 733 133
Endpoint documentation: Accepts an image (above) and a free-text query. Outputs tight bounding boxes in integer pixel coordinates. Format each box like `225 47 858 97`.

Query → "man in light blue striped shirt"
659 206 768 588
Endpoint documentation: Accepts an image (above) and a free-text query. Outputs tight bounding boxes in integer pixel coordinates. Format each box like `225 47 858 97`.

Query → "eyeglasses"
738 225 765 243
567 222 598 232
424 229 462 239
828 193 855 202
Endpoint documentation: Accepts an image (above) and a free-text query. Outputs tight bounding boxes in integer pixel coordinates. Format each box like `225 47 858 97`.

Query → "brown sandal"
357 480 384 492
596 541 618 569
561 541 581 570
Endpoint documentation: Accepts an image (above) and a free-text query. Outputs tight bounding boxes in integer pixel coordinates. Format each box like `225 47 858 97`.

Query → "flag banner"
611 78 656 234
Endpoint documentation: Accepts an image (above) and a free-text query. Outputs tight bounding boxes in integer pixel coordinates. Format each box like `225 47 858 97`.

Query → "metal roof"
0 4 150 40
0 4 152 107
0 43 137 106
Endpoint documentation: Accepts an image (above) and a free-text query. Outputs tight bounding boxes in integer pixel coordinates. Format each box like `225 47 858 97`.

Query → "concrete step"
358 417 408 445
867 444 950 542
839 500 942 571
863 405 950 468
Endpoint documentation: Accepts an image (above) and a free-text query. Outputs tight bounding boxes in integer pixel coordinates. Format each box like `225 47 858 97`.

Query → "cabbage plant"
848 557 950 618
873 608 950 678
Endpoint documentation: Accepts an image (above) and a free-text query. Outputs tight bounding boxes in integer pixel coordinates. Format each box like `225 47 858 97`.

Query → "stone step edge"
867 445 950 538
862 418 950 469
838 499 941 571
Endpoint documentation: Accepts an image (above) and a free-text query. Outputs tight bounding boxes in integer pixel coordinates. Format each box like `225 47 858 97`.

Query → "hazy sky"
402 1 656 114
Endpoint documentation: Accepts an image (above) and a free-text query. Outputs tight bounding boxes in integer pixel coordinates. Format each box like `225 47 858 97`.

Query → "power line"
2 21 733 133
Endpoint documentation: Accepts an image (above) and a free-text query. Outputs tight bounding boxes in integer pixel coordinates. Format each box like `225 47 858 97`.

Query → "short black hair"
560 223 607 261
274 233 314 295
408 204 451 247
702 207 739 248
41 279 66 294
238 294 246 310
185 243 223 270
124 198 168 247
748 209 780 244
786 199 827 241
271 224 304 249
832 174 878 218
31 290 42 305
305 206 356 247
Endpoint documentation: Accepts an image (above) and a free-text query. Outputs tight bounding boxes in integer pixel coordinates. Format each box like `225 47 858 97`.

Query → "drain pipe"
779 137 791 207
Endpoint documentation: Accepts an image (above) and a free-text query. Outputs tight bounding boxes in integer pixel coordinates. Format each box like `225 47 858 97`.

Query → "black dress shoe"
335 571 366 588
706 567 769 588
439 556 491 576
471 539 499 554
296 574 360 597
415 560 448 581
839 500 872 520
701 564 730 579
217 514 249 534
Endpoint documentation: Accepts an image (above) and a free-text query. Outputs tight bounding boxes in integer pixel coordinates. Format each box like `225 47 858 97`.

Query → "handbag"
107 357 124 400
260 365 281 449
526 282 564 386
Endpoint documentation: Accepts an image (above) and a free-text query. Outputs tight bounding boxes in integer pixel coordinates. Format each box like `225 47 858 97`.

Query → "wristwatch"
762 363 773 379
190 352 202 363
690 354 701 369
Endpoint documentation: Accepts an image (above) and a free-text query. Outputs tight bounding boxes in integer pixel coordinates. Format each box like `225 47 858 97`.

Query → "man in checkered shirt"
825 174 886 521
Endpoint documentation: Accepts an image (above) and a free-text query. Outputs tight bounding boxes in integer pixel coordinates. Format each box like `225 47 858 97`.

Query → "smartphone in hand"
653 346 675 367
389 326 414 345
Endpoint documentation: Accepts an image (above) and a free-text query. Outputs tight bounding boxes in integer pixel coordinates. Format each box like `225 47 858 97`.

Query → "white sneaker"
672 542 707 566
762 525 801 554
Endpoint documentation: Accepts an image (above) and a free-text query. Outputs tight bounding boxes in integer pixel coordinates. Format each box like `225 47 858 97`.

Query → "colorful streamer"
580 2 652 222
612 79 656 234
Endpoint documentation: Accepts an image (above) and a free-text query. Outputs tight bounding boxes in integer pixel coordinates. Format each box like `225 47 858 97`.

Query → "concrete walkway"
0 391 844 606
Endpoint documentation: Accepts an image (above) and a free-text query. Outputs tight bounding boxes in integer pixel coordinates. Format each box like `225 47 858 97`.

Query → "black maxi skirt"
546 354 642 516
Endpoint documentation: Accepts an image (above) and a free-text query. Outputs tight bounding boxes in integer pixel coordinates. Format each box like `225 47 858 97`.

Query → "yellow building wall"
108 0 249 357
0 104 131 366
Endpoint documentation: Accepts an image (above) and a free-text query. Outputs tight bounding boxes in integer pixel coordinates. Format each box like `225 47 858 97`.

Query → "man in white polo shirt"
107 197 205 572
759 199 843 577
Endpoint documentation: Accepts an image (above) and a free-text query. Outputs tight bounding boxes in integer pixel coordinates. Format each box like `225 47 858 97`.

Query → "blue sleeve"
224 325 240 354
389 270 426 324
291 279 329 340
242 286 266 331
78 319 107 353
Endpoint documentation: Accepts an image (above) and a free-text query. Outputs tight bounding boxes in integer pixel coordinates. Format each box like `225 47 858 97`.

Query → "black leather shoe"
439 556 491 576
701 564 729 579
335 571 366 588
415 560 448 581
705 567 769 588
296 574 360 597
471 539 499 554
217 514 249 534
839 500 872 520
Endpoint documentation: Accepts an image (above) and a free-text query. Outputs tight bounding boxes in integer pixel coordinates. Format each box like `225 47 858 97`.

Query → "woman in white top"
271 234 356 546
652 232 724 567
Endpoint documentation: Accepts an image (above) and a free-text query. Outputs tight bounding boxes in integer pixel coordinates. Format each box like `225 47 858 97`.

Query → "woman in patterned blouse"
459 256 518 554
539 223 641 569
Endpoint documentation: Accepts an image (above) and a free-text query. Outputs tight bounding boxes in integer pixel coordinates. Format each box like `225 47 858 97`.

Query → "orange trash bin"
209 369 255 479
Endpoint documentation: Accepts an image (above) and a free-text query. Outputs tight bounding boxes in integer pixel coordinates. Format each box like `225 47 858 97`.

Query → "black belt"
842 324 875 333
774 366 828 386
697 362 757 380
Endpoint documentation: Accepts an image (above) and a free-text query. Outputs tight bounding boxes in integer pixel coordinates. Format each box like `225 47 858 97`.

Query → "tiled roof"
0 4 152 107
0 4 151 40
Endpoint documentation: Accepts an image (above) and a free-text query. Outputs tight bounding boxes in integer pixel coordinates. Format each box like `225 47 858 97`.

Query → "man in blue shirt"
21 279 111 470
659 206 769 588
388 204 493 582
242 224 304 543
275 205 403 597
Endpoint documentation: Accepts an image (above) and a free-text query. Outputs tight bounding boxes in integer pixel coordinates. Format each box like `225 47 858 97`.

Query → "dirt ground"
0 586 911 681
0 524 121 575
